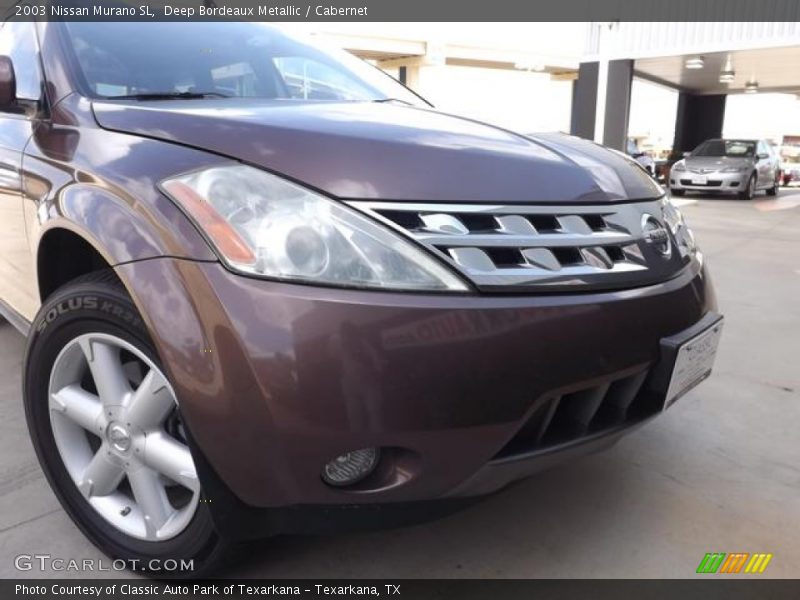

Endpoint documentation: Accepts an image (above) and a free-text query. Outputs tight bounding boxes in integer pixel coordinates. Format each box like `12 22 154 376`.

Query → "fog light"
322 447 380 487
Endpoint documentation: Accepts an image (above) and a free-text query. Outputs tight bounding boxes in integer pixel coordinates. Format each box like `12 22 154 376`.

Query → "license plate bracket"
647 313 724 410
664 319 723 409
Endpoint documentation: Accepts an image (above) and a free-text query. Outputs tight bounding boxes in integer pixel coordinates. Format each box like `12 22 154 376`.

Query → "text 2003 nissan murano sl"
0 22 722 573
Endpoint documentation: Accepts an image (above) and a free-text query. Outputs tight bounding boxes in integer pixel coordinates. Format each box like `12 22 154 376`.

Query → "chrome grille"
349 199 689 292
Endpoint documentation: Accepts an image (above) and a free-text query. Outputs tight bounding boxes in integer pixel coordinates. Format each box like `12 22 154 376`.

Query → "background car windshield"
693 140 755 157
62 22 424 105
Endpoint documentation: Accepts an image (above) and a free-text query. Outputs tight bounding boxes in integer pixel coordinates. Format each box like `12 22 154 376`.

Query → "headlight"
721 166 747 173
672 161 686 172
661 197 697 257
161 165 469 292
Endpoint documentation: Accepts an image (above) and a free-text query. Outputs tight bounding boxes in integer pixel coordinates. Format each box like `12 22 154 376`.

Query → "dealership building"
575 21 800 154
304 19 800 155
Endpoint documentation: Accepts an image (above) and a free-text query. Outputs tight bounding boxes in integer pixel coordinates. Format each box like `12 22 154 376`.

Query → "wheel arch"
36 226 122 302
35 180 213 302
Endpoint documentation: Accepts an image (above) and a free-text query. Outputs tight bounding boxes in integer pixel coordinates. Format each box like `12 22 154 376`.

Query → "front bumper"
669 170 748 191
116 257 716 530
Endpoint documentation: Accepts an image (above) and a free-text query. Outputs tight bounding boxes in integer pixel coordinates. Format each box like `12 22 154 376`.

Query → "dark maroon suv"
0 21 722 574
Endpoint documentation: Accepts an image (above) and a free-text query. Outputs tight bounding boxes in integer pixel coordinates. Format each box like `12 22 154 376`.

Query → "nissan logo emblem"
642 214 671 257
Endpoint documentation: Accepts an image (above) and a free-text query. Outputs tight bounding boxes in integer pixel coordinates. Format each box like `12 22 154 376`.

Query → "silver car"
627 138 656 177
669 138 781 199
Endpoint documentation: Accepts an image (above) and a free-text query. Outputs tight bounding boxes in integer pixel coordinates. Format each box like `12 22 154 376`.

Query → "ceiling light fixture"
745 81 759 94
685 57 705 69
719 70 735 83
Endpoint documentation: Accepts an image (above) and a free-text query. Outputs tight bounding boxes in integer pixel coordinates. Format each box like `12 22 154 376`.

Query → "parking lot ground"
0 191 798 579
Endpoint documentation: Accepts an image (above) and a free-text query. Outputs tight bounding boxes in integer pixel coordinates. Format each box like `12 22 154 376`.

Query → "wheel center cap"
107 422 132 453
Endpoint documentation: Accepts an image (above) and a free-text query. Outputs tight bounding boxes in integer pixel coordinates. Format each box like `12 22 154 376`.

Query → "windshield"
692 140 755 158
61 22 425 106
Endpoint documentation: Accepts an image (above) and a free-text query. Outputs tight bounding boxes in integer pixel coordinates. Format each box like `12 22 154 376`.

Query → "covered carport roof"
581 21 800 96
635 45 800 95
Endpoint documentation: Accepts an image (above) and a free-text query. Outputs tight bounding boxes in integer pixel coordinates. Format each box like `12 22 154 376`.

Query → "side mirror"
0 56 16 108
682 151 691 158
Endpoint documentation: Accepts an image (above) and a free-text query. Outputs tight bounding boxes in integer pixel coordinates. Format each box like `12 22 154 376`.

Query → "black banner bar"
3 0 800 22
5 579 800 600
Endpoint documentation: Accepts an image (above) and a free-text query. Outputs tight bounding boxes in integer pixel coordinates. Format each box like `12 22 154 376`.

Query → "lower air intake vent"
494 367 657 459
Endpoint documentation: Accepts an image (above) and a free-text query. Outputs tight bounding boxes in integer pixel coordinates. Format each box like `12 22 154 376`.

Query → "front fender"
112 257 283 508
24 93 225 270
42 182 213 266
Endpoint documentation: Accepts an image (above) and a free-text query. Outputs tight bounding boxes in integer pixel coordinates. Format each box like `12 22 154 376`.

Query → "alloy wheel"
48 333 200 541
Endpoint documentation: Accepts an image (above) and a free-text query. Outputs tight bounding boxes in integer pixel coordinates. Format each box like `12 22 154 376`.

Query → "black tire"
739 174 757 200
670 189 686 197
23 270 226 578
766 177 779 196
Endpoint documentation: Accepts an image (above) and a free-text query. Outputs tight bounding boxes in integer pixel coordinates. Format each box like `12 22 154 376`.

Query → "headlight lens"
161 165 469 292
661 197 697 257
721 166 747 173
672 161 686 172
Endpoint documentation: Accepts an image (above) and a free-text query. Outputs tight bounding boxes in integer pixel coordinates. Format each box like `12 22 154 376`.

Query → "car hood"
92 99 663 204
684 155 754 170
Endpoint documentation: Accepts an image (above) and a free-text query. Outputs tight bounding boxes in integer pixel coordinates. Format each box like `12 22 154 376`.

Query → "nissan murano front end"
0 21 722 574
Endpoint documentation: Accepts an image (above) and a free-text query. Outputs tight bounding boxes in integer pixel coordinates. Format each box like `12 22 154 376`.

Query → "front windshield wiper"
372 97 415 106
104 91 231 101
